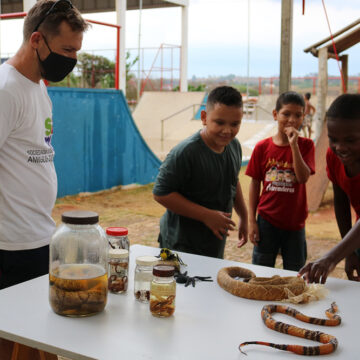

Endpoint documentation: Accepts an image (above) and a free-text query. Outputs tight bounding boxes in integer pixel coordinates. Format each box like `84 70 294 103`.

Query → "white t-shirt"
0 63 57 250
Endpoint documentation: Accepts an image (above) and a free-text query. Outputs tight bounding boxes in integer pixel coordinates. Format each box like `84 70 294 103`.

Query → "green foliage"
172 83 206 92
234 84 259 96
49 51 138 90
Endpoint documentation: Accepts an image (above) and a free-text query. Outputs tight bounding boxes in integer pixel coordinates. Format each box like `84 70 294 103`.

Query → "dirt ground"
52 167 350 281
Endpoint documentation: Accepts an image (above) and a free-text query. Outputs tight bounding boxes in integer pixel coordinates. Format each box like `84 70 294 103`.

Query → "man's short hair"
327 94 360 120
23 0 89 41
206 86 243 110
275 91 305 112
305 92 311 100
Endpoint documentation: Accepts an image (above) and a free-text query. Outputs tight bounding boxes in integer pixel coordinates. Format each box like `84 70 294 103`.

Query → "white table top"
0 244 359 360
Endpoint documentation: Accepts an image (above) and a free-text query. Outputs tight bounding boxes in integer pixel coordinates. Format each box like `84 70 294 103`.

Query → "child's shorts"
252 214 307 271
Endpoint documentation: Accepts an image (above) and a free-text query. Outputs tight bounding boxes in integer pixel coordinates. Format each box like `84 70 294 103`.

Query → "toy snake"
239 302 341 356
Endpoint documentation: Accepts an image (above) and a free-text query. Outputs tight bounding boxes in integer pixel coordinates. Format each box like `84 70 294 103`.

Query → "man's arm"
248 178 261 245
153 192 236 241
233 181 248 248
333 183 360 280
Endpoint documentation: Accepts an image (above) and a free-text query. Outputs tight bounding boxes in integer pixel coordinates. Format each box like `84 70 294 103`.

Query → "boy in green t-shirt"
153 86 248 258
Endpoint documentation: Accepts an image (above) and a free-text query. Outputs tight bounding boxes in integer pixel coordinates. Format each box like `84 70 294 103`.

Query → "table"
0 244 359 360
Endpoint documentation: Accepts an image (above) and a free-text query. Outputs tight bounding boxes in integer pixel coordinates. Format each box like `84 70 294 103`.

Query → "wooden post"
314 47 328 143
279 0 293 94
341 54 348 93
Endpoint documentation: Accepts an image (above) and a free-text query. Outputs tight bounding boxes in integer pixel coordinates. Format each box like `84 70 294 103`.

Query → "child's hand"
204 211 236 241
284 126 299 146
237 220 248 248
345 253 360 281
297 256 336 284
249 220 260 245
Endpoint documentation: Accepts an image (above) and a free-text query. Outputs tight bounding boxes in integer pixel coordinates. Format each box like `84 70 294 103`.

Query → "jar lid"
109 249 129 259
135 255 159 266
61 210 99 225
153 265 175 277
106 227 128 236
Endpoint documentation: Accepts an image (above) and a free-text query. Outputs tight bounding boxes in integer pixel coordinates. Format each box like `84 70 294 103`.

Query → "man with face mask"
0 0 89 291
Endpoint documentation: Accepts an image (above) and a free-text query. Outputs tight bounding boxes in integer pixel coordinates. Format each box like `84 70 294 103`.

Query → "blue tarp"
48 88 161 198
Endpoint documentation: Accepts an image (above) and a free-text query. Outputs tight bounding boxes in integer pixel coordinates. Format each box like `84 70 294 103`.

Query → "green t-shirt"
153 131 242 258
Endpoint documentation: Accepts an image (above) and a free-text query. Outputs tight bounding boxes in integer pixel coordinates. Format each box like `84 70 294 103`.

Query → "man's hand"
298 256 336 284
345 253 360 281
203 210 236 241
284 126 299 147
249 220 260 245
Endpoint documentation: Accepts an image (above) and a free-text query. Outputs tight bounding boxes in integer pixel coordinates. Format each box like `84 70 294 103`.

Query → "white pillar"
115 0 127 95
23 0 36 12
180 4 188 92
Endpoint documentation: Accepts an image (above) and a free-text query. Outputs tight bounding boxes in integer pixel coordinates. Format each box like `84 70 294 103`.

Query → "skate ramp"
306 124 329 212
133 92 277 161
49 88 161 197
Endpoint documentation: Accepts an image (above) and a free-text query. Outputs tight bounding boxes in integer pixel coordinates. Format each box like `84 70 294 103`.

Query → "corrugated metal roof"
0 0 182 15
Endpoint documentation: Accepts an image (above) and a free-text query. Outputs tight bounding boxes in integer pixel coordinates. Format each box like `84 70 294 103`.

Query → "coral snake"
239 302 341 356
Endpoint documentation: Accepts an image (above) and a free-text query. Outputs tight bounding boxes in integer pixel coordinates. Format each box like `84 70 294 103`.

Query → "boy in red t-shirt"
246 91 315 271
299 94 360 283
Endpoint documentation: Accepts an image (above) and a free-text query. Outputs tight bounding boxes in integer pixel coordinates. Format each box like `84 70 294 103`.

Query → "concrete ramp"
133 91 277 161
306 124 329 212
133 91 206 159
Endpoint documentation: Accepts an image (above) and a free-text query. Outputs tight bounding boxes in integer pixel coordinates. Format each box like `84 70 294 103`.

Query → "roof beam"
163 0 189 6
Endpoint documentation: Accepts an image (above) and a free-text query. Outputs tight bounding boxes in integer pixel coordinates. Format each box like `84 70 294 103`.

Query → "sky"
0 0 360 78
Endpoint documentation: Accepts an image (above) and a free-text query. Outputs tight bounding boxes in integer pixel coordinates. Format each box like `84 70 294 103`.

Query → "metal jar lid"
109 249 129 259
152 265 175 277
135 255 159 266
61 210 99 225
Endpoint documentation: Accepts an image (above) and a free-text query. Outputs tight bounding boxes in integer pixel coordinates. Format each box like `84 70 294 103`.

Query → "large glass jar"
150 265 176 317
49 210 108 317
134 256 159 303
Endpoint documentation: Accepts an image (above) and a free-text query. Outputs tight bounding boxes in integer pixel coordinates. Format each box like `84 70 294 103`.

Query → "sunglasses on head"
33 0 73 32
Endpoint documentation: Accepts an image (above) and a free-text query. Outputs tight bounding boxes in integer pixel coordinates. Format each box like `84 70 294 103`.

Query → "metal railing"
160 103 203 151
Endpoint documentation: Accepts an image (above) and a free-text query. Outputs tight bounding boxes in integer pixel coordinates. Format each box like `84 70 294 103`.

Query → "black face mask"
37 36 77 82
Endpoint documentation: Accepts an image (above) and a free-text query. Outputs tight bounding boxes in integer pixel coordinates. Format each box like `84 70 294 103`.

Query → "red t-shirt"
326 147 360 220
246 137 315 230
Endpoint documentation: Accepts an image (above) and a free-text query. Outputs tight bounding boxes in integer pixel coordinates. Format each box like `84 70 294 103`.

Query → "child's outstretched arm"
284 127 311 183
248 178 261 245
298 219 360 283
233 181 248 248
153 192 236 241
333 183 360 280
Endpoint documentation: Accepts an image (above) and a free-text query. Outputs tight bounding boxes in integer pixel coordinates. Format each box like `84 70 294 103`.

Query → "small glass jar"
134 256 159 302
150 265 176 318
108 249 129 294
49 210 108 317
106 227 129 250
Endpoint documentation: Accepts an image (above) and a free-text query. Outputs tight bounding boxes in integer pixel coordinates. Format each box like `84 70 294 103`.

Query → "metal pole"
246 0 250 100
161 120 164 152
279 0 293 94
0 0 2 61
137 0 142 100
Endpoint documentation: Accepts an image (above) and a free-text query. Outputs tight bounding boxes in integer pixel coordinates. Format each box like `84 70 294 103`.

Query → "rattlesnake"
217 266 306 301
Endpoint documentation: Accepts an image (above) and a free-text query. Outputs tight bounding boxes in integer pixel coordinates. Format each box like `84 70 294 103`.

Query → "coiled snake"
217 266 306 301
239 302 341 356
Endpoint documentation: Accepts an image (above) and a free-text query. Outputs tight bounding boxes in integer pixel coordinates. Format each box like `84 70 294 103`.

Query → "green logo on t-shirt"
45 117 53 136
